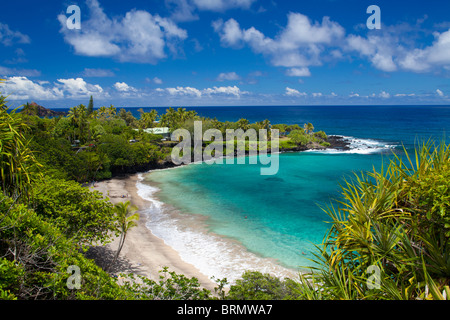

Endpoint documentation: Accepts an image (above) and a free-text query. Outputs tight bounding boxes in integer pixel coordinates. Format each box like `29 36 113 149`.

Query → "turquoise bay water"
137 105 450 279
146 152 390 270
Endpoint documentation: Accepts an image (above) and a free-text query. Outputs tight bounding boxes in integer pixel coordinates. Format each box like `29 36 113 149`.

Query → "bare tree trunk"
108 232 126 272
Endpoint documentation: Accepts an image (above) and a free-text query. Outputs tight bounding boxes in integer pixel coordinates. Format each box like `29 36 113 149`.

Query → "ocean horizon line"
14 103 450 110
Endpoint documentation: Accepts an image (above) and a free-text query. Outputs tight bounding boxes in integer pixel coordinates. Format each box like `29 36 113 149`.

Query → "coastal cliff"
20 102 67 117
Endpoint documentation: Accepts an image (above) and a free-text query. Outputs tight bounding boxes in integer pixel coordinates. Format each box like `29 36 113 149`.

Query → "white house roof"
139 127 170 134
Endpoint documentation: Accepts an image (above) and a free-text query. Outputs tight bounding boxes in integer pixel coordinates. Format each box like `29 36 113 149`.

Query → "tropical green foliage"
0 92 42 199
3 85 448 300
304 122 314 134
87 95 94 116
225 271 302 300
288 130 310 145
288 128 329 148
271 124 287 136
109 201 139 270
0 193 127 300
23 105 170 182
137 108 158 129
18 95 327 183
122 267 212 300
0 93 220 300
0 188 215 300
32 177 119 247
294 142 450 300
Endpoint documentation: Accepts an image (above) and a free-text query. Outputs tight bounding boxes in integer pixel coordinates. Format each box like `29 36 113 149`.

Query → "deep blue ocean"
56 105 450 148
104 106 450 280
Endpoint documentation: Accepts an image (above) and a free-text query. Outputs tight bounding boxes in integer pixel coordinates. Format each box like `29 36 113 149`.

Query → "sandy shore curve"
90 173 218 291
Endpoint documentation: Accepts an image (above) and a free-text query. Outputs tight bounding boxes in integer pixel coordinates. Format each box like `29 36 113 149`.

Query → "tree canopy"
1 88 448 300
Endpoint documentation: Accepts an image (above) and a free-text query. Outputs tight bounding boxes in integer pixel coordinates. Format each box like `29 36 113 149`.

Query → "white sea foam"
135 136 395 283
136 174 299 284
307 135 397 154
136 173 164 210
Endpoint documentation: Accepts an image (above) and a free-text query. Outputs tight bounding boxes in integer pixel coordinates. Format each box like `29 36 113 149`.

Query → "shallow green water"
145 151 389 270
135 105 450 280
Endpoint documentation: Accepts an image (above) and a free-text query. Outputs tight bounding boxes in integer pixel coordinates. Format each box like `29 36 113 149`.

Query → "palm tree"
68 104 88 142
255 119 271 139
78 104 87 120
91 110 98 119
98 106 107 118
211 117 223 131
237 118 250 131
67 105 78 123
161 107 177 128
138 109 159 129
187 110 198 120
304 122 314 135
159 113 169 127
107 104 117 117
262 119 271 130
177 107 187 123
254 119 271 130
67 106 80 141
140 113 152 129
109 201 139 272
147 109 158 127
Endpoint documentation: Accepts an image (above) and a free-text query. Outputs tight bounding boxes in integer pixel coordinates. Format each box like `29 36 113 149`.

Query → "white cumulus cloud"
346 34 397 72
203 85 246 97
58 0 187 64
1 76 63 100
379 91 391 98
212 12 450 76
157 85 247 98
57 77 105 98
400 30 450 72
153 77 163 84
114 82 137 92
285 87 306 97
216 72 241 81
166 86 202 97
213 12 345 73
285 67 311 77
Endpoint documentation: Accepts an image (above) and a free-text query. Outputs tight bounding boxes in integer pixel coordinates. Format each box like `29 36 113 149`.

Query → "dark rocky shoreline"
109 135 352 177
278 135 351 152
325 135 352 151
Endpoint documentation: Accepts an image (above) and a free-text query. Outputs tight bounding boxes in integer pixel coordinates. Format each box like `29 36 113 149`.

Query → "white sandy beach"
90 173 218 291
89 169 303 293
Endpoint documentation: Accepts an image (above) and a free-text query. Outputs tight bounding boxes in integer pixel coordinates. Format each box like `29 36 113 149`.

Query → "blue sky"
0 0 450 108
